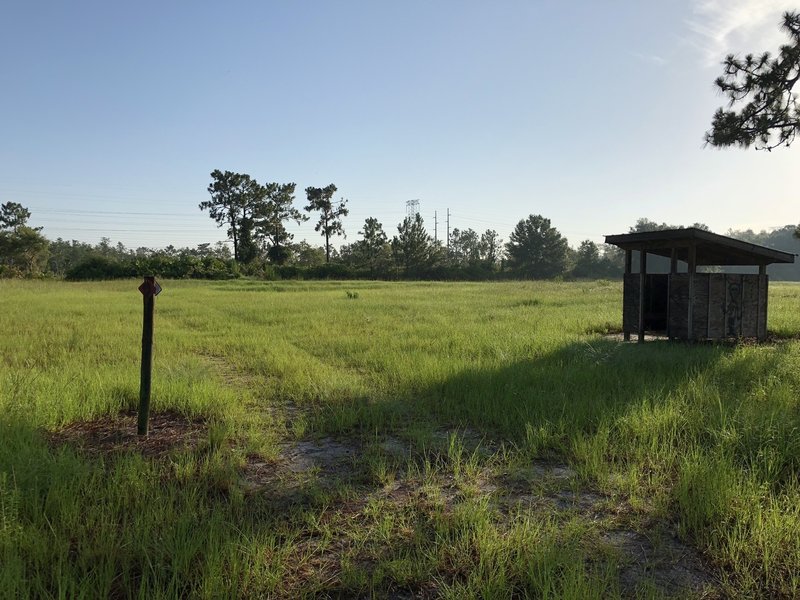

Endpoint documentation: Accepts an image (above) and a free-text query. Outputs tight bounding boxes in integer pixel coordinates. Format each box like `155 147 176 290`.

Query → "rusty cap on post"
138 277 162 297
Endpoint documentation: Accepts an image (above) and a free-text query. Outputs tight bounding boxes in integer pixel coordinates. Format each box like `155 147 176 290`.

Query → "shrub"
65 257 136 280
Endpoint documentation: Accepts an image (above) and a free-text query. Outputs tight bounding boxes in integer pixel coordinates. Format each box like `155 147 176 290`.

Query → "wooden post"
740 275 745 338
667 247 677 339
687 245 696 341
706 275 712 340
756 265 764 341
638 250 647 343
138 277 157 436
624 250 632 341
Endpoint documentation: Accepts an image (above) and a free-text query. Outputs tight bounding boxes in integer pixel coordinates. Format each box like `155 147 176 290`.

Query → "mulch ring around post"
48 410 207 458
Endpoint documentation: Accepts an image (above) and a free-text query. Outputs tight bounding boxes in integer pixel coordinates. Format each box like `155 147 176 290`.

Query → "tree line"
193 169 629 280
0 189 617 280
3 189 800 281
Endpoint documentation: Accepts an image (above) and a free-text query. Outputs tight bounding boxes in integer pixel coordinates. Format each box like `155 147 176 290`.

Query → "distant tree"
505 215 568 279
0 203 49 276
628 218 711 233
359 217 388 252
350 217 390 274
305 184 349 263
4 228 50 275
287 241 326 267
95 236 113 257
48 238 93 275
255 182 307 265
728 224 798 247
0 202 32 232
0 202 50 277
449 228 482 266
200 170 263 263
572 240 602 278
628 218 675 233
601 243 625 277
480 229 503 269
392 214 435 274
727 224 800 280
706 11 800 151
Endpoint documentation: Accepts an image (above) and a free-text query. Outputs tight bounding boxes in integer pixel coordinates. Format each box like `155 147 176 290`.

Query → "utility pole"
434 211 438 244
446 208 451 250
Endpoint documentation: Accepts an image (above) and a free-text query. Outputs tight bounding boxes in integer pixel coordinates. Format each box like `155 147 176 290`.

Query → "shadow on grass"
320 337 736 447
5 337 792 598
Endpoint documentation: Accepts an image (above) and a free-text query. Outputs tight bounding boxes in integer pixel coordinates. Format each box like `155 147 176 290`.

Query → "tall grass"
0 278 798 596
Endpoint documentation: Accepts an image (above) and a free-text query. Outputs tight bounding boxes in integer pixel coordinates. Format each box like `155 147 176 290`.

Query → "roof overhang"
604 228 795 266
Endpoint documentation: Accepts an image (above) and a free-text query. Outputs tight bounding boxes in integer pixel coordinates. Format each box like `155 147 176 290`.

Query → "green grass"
1 278 799 597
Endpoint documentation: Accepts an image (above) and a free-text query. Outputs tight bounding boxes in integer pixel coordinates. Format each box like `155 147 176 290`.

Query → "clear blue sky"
1 0 797 250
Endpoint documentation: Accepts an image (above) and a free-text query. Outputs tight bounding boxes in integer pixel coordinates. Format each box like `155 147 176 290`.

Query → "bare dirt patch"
284 438 359 473
600 528 718 598
242 436 362 493
48 410 207 458
498 460 611 518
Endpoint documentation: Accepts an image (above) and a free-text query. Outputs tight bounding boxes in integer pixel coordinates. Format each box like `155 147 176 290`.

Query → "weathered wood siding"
666 273 767 340
668 274 691 339
707 275 727 338
623 273 768 340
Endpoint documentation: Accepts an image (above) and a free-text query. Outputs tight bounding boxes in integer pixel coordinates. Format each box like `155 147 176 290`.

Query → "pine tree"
706 11 800 151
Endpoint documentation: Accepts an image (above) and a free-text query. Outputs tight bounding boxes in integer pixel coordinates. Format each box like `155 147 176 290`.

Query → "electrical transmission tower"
406 199 420 219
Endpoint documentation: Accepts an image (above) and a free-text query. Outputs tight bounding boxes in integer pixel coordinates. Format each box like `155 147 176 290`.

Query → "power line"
26 199 586 247
30 207 198 218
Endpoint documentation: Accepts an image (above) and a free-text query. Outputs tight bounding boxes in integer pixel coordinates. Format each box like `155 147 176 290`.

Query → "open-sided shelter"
604 228 795 342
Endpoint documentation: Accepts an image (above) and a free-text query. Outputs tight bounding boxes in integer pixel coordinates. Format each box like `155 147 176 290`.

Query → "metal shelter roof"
604 228 796 267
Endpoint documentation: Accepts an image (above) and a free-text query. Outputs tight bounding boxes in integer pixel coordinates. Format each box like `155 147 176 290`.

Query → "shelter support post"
758 264 767 341
668 248 677 339
638 250 647 343
687 245 696 341
624 250 632 341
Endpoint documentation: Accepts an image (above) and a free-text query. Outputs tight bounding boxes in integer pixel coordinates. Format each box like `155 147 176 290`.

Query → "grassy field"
1 279 800 598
